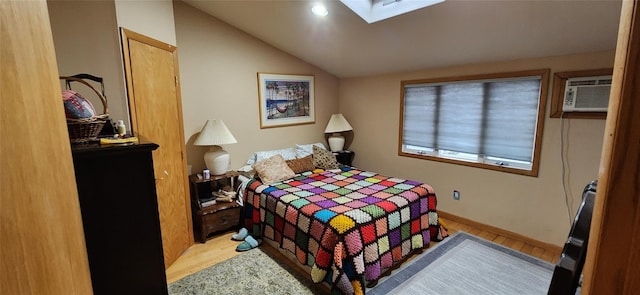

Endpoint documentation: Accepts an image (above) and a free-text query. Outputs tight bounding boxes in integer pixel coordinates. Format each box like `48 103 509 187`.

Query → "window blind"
403 77 541 163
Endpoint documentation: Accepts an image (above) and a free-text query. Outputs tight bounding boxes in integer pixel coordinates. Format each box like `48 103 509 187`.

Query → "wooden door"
582 0 640 293
1 0 93 293
120 28 193 268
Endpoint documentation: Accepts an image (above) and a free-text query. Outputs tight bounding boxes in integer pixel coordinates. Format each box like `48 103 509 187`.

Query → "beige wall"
115 0 176 46
173 2 339 173
49 0 177 133
48 0 611 246
339 50 615 245
48 0 129 127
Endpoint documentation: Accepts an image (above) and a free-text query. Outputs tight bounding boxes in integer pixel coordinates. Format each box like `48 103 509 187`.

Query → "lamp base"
328 133 345 152
203 146 230 175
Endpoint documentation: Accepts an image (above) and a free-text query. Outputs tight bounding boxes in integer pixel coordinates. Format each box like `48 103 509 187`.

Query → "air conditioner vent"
563 75 612 112
567 78 612 87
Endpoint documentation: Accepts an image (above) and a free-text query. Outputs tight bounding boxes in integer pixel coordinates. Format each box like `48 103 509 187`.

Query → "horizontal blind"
403 87 436 148
438 82 483 154
484 79 540 162
402 75 542 164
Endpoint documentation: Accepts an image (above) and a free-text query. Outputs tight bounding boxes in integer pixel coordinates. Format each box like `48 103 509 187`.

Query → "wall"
173 2 340 173
47 0 609 246
339 51 614 245
49 0 177 133
115 0 177 46
48 0 129 126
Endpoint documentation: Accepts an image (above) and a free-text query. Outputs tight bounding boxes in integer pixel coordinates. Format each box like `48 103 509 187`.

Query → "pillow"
245 147 297 166
252 154 296 184
313 145 339 170
286 155 314 174
295 142 326 158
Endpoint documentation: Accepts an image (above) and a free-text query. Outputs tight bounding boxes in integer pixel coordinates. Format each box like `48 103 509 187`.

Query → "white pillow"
245 147 297 166
295 142 326 158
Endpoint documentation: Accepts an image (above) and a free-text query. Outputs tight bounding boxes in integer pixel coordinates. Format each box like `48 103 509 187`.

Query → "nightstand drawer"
202 206 241 233
194 202 241 243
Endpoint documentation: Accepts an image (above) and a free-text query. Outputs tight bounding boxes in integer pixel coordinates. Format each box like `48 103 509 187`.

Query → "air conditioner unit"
563 75 612 112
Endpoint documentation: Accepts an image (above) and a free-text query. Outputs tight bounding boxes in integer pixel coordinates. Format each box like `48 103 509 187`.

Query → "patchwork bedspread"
242 166 447 295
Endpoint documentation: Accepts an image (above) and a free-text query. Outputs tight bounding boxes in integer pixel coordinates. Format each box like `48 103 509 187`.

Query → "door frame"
582 0 640 293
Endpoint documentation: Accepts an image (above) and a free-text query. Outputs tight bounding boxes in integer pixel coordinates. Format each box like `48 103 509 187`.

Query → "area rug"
168 247 321 295
169 232 555 295
367 231 555 295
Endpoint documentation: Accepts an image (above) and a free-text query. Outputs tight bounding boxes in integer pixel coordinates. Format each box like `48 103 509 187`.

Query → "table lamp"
194 119 237 175
324 113 353 152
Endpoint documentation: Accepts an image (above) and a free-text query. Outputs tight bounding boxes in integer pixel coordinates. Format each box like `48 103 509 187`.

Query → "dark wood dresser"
71 140 167 295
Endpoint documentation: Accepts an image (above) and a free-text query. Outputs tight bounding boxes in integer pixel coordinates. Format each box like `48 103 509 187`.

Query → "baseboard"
438 211 563 254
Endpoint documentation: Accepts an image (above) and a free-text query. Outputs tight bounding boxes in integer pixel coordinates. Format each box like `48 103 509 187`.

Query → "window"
399 69 549 176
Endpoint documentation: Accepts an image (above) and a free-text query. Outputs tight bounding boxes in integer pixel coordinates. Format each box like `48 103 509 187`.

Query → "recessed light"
312 3 328 16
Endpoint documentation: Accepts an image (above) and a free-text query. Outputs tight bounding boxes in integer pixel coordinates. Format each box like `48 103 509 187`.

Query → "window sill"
399 151 539 177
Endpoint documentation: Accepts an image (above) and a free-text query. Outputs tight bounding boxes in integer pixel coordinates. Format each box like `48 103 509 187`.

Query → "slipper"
236 235 261 252
231 227 248 241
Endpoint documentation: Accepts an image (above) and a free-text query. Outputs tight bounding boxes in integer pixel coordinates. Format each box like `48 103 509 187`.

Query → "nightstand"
189 171 241 243
333 150 354 166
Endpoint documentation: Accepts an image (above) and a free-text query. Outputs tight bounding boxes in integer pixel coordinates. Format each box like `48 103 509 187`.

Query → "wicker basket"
60 76 109 143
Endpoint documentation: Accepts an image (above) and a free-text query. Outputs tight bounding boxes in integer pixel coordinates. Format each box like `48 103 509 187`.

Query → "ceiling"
181 0 622 78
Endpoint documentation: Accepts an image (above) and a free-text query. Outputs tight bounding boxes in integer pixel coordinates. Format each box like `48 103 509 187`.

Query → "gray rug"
368 231 555 295
169 232 555 295
168 248 322 295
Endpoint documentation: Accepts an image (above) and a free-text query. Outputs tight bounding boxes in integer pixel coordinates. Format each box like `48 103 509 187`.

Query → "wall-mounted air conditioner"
563 75 612 112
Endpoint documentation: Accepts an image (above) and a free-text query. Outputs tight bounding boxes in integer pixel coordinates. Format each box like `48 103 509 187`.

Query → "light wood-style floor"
165 216 562 284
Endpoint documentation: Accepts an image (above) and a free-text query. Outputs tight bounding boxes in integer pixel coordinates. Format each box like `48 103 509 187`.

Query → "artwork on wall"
257 73 315 128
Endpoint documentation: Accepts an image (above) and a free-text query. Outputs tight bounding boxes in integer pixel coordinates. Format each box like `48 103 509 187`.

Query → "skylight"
340 0 444 23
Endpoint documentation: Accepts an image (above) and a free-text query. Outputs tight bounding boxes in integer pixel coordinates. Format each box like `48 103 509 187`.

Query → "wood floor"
165 215 563 284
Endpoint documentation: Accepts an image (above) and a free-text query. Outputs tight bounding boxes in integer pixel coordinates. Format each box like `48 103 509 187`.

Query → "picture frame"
257 73 315 128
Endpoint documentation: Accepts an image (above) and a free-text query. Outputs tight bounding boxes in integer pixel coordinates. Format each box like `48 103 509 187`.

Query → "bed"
238 144 448 295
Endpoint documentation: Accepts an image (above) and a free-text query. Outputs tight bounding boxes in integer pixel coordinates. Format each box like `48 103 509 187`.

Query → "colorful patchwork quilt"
242 166 448 295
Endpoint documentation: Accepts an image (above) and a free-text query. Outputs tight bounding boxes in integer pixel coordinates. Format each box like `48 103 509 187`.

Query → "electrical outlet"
453 190 460 200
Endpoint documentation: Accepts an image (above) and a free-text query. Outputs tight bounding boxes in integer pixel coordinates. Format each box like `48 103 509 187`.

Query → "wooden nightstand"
189 171 241 243
333 150 354 166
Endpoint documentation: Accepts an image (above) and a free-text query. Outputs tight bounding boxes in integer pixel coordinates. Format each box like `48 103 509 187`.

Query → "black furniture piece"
547 180 597 295
71 140 167 295
333 150 355 166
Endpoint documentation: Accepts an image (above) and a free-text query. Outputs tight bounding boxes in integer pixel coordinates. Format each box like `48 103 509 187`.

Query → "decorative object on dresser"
190 171 241 243
324 113 353 152
71 140 167 295
194 119 237 175
60 74 112 143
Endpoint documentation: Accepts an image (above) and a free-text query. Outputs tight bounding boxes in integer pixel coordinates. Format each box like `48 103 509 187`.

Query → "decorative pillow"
62 90 96 119
286 155 314 174
252 154 295 184
245 147 297 166
295 142 327 158
313 145 339 170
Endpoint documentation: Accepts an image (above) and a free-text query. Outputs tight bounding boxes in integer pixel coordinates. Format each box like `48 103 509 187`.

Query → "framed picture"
258 73 315 128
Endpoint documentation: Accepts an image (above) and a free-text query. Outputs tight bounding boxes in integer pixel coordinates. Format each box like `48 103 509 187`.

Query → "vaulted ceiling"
182 0 622 78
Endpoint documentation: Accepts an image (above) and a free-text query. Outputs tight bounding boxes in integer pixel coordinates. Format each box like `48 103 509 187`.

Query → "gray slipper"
231 227 248 241
236 235 261 252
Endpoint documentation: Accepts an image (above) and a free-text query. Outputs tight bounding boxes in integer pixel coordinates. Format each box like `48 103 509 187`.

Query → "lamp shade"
194 119 237 175
324 114 353 133
325 114 352 152
194 119 237 146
